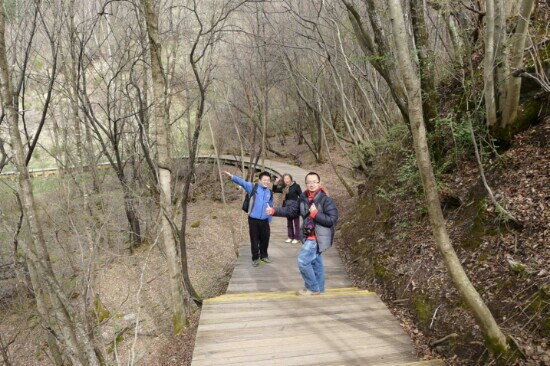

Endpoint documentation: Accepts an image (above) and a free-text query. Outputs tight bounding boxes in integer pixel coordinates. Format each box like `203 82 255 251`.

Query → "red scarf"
304 186 327 240
306 185 327 202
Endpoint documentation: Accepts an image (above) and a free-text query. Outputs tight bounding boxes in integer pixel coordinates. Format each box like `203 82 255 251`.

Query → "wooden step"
400 360 446 365
191 156 434 366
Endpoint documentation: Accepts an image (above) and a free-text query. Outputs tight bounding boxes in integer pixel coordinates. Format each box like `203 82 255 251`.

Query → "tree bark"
0 3 101 364
410 0 438 131
141 0 189 333
0 1 99 366
341 0 410 125
494 0 509 116
501 0 536 127
388 0 509 355
444 10 465 68
484 0 498 129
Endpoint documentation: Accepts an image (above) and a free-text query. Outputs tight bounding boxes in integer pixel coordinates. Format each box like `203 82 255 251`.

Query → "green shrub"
349 142 375 169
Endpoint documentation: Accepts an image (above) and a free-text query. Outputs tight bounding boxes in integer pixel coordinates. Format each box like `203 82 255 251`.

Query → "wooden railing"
0 155 282 180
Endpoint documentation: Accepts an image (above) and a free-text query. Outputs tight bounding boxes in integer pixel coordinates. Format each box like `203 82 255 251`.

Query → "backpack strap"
251 183 259 196
251 183 272 206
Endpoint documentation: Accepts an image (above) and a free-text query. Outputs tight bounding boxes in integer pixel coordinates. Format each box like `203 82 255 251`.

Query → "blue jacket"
231 175 273 222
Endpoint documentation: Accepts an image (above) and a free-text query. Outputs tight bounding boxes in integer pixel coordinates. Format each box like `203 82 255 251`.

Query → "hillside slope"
336 119 549 365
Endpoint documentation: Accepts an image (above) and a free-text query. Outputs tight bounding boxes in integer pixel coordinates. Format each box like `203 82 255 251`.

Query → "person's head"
258 171 271 188
305 172 321 192
282 173 293 186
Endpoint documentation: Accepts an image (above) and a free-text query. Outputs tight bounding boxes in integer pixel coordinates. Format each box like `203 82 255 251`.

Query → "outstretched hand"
266 203 274 216
274 177 281 184
221 171 232 179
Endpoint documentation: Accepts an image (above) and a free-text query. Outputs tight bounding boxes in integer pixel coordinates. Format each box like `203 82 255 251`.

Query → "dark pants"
287 216 300 240
248 217 270 261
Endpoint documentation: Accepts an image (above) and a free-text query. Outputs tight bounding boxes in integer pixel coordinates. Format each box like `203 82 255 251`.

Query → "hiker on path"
222 170 274 267
266 172 338 296
272 173 302 244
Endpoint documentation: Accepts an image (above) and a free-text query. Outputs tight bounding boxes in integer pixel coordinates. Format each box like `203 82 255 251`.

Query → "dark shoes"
252 257 271 266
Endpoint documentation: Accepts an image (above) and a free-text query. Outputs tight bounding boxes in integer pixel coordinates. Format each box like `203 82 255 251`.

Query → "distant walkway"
191 157 442 366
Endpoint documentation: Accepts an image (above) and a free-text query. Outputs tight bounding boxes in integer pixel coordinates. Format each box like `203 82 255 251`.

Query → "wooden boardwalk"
191 157 440 366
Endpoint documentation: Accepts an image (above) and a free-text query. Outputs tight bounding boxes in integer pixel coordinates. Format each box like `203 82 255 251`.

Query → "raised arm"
272 177 283 193
222 171 253 194
272 184 284 193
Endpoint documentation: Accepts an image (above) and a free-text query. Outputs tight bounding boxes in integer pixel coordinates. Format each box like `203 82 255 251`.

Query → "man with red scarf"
267 172 338 296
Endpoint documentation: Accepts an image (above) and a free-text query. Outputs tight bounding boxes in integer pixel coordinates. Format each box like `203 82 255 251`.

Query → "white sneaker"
296 288 320 296
291 239 299 244
285 238 292 243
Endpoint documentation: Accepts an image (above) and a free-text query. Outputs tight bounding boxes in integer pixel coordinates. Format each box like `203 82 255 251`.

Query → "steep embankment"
337 119 549 365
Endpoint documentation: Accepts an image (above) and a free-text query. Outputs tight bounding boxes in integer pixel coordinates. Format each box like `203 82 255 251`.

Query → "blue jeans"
297 240 325 293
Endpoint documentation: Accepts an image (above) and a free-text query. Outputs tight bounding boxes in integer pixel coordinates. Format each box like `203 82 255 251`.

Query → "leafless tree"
0 1 102 364
388 0 510 355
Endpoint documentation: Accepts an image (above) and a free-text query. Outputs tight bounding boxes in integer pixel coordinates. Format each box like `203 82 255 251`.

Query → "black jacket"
272 181 302 205
273 190 338 252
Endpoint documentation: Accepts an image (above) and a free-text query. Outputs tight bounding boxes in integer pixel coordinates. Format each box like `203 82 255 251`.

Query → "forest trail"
191 157 441 366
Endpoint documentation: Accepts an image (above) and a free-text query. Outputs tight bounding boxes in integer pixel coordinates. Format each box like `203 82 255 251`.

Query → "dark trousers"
287 216 300 240
248 217 270 261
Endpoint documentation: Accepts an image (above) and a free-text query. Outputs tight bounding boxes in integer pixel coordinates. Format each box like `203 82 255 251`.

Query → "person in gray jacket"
267 172 338 296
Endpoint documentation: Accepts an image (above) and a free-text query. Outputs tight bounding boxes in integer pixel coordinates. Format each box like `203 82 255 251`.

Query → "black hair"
259 171 271 180
305 172 320 182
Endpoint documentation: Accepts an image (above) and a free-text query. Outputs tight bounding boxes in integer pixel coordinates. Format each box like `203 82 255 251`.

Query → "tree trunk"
119 176 143 248
410 0 438 131
341 0 410 125
501 0 536 127
62 18 104 331
314 108 324 163
388 0 510 355
83 115 100 193
141 0 189 333
445 11 465 68
484 0 498 129
260 58 269 170
208 119 239 255
112 136 143 248
178 18 213 306
0 3 101 364
494 0 509 116
321 122 354 198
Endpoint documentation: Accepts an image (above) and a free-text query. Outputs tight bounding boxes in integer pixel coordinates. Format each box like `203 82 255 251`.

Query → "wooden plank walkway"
191 157 429 365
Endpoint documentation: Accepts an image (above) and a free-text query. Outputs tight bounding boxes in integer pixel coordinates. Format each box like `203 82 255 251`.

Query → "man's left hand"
309 203 317 214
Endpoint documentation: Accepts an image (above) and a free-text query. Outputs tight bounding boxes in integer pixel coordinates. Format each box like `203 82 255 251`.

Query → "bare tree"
342 0 410 127
484 0 536 141
76 3 145 248
409 0 438 130
387 0 509 355
141 0 191 332
501 0 537 126
0 1 102 364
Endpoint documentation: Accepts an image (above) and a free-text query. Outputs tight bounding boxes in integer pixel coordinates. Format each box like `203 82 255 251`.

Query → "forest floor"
0 119 548 365
336 119 549 365
0 165 250 365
